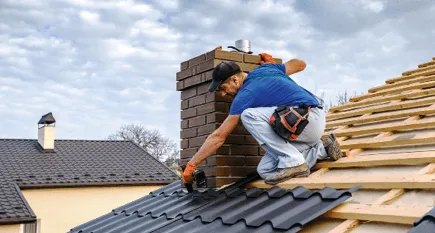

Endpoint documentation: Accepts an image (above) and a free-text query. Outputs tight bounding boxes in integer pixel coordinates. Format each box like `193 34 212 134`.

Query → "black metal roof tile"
409 207 435 233
182 185 358 230
149 179 185 197
72 212 177 233
69 178 360 233
154 217 298 233
0 139 178 224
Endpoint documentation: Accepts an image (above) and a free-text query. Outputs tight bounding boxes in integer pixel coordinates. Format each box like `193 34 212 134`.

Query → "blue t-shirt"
229 63 320 115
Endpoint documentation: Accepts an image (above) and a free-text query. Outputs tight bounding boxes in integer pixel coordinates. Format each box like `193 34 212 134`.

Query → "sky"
1 0 435 146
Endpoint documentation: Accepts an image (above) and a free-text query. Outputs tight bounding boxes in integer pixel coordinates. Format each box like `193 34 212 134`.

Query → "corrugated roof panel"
183 186 358 230
70 213 177 233
408 207 435 233
149 180 185 197
154 217 298 233
69 179 360 233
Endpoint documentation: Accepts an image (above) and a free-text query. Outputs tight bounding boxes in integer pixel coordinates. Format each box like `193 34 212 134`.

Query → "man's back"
229 63 320 115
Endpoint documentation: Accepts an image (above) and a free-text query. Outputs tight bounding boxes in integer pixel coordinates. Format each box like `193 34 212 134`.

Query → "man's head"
208 61 246 97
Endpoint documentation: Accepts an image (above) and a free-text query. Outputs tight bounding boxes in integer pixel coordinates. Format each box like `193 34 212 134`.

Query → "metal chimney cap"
38 112 56 124
227 39 253 54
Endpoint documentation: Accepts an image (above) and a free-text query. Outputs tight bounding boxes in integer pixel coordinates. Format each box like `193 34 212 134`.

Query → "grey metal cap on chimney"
38 112 56 125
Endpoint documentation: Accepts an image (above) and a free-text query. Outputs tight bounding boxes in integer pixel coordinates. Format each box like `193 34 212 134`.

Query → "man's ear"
233 75 240 83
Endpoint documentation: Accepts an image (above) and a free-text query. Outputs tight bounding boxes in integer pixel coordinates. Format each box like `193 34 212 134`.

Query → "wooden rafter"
403 64 435 76
327 189 405 233
314 151 435 169
326 150 434 233
326 105 435 128
329 88 434 112
419 60 435 68
330 116 435 137
386 67 435 84
339 131 435 150
323 203 432 225
369 73 435 93
247 174 435 189
326 95 435 121
349 79 435 102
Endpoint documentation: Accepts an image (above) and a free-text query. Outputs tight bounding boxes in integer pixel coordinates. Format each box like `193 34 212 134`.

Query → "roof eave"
0 217 36 225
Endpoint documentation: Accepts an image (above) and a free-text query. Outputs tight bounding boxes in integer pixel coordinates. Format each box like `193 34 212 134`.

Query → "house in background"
70 48 435 232
0 112 179 233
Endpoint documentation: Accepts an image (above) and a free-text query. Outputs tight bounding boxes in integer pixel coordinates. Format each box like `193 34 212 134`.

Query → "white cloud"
0 43 27 56
79 10 100 24
63 0 158 16
361 0 385 13
0 0 434 148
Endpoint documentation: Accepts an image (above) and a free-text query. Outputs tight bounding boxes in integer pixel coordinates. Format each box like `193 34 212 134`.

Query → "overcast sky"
1 0 435 145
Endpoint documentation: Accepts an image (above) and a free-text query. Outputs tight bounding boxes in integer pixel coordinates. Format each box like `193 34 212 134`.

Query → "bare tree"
108 124 179 163
322 90 363 112
336 90 351 106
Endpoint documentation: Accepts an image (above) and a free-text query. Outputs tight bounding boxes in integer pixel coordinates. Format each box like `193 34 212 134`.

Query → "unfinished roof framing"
248 57 435 232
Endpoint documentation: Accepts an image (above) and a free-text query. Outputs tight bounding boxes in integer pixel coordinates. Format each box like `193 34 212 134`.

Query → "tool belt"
269 106 311 141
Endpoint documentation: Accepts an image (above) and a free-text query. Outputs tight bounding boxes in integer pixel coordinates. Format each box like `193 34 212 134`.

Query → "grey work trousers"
240 106 328 179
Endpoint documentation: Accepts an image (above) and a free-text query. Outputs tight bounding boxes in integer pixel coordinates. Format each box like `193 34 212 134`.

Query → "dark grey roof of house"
409 207 435 233
69 173 360 233
0 139 178 224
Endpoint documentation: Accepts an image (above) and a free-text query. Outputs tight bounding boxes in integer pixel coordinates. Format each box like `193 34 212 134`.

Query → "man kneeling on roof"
182 53 342 185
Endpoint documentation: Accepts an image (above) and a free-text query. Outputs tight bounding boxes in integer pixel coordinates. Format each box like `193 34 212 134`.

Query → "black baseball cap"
208 61 241 92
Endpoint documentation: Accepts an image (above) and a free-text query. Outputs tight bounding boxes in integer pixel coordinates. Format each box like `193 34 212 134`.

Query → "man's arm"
284 59 306 75
189 114 240 166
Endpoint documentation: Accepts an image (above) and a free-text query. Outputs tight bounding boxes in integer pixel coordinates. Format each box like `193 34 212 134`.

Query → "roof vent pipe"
228 39 253 54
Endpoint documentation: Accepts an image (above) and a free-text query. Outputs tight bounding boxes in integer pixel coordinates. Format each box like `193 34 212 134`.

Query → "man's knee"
256 166 268 179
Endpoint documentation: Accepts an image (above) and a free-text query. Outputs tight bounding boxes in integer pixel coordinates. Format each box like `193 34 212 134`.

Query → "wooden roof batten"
248 56 435 232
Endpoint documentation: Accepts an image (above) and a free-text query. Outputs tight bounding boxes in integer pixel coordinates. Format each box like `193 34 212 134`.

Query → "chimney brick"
176 48 282 188
188 116 206 128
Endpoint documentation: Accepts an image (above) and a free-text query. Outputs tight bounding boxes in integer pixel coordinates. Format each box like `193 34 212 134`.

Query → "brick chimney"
177 46 282 188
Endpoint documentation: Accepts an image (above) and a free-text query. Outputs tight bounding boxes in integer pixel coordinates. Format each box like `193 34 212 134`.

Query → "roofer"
182 53 342 185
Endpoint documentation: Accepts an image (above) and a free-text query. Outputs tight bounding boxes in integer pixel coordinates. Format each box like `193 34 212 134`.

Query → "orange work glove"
259 53 276 65
182 162 197 184
215 46 222 51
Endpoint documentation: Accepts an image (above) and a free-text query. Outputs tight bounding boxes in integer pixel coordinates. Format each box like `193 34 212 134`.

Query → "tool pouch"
269 106 311 141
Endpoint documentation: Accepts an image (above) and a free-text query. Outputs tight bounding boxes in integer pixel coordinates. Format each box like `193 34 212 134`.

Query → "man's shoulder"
234 87 253 99
247 63 287 79
254 63 286 72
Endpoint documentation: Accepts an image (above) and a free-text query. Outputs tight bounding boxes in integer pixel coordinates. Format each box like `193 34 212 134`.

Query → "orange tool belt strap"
269 106 311 141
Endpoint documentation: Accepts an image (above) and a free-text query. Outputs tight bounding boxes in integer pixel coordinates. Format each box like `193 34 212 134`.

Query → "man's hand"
259 53 276 64
182 162 197 184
